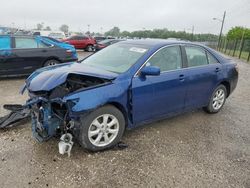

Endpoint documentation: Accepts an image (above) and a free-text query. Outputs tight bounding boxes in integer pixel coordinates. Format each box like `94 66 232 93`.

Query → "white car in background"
33 30 65 40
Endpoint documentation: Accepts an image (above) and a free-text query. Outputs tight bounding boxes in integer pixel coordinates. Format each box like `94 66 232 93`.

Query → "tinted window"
69 36 78 40
207 52 218 64
38 41 49 48
43 36 60 43
75 36 88 40
15 38 38 48
147 46 182 72
185 46 208 67
0 36 11 49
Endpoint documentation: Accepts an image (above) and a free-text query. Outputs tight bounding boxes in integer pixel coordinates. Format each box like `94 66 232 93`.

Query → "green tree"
44 26 51 31
59 24 69 34
227 27 250 40
36 23 43 30
120 31 130 37
105 27 120 37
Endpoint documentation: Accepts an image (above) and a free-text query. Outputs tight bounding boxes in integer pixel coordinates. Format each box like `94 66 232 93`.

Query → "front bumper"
27 98 63 142
26 96 82 142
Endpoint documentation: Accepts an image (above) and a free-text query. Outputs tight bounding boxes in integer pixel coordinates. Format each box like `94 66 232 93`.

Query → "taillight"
66 49 72 55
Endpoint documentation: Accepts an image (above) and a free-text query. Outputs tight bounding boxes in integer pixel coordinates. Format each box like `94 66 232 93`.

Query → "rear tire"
204 84 227 114
43 59 60 67
78 105 125 151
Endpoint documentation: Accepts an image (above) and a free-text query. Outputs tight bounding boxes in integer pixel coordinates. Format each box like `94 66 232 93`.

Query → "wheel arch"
220 80 230 97
42 56 61 67
106 102 129 128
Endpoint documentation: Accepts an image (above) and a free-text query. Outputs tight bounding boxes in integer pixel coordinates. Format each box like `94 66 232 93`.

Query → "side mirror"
140 66 160 76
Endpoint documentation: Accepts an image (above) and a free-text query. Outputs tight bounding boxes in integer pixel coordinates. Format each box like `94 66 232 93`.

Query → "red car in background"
62 35 96 52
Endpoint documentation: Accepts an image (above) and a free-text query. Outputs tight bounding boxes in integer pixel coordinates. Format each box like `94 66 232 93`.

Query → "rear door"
69 36 88 49
183 45 223 109
6 36 52 75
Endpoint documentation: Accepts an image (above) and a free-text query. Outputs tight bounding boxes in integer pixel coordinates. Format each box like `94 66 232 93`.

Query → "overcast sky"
0 0 249 34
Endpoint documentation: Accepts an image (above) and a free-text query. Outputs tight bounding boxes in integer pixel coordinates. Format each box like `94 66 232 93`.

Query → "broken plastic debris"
114 141 128 150
58 133 74 157
0 104 30 129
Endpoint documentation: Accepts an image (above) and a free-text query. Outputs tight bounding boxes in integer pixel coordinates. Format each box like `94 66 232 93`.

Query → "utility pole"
239 27 246 50
191 25 194 41
217 11 226 49
87 24 90 33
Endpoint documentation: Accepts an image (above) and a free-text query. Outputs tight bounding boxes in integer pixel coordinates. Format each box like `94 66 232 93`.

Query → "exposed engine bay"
29 73 110 99
25 73 111 155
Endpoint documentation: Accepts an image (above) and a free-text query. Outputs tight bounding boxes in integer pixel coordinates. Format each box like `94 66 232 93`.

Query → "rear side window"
207 52 218 64
15 38 38 48
185 46 208 67
0 36 11 49
148 46 182 72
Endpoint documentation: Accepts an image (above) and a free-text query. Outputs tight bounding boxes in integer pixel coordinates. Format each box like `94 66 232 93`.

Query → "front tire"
204 84 227 113
78 105 125 151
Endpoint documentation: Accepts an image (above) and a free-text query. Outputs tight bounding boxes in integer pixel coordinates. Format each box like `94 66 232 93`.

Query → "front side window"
0 36 11 49
185 46 208 67
38 41 50 48
15 38 38 48
83 43 148 73
147 46 182 72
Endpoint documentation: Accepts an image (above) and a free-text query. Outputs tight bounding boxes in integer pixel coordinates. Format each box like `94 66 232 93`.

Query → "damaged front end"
27 97 69 142
25 72 113 142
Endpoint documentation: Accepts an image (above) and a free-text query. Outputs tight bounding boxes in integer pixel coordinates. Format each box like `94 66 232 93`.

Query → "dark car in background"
94 36 107 43
94 39 125 51
0 35 77 77
62 35 96 52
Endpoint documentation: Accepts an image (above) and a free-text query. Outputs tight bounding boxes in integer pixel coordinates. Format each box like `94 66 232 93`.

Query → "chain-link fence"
217 38 250 62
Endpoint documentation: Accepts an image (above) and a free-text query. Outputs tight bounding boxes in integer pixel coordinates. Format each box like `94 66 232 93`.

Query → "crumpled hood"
24 62 118 92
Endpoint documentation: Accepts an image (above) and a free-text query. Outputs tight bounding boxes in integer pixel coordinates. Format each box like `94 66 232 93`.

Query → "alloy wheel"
88 114 119 147
212 89 225 110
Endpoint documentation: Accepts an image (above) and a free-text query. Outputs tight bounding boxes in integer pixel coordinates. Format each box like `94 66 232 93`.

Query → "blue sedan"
22 39 238 151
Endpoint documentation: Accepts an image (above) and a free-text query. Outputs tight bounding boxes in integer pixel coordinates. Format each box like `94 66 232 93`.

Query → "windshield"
83 43 148 73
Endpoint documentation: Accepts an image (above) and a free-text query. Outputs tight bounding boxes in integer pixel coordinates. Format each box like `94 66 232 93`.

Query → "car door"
71 36 88 49
6 36 51 75
183 45 223 109
0 36 13 76
132 45 187 125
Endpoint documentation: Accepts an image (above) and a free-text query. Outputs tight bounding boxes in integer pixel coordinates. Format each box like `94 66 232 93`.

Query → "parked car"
94 36 107 43
0 35 77 77
62 35 96 52
48 32 66 40
33 30 66 40
94 39 124 51
22 40 238 151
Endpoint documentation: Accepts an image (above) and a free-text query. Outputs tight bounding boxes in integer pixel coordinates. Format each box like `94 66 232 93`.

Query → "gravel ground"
0 52 249 188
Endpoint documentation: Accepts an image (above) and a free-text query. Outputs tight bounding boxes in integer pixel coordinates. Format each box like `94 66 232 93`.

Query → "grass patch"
219 49 250 62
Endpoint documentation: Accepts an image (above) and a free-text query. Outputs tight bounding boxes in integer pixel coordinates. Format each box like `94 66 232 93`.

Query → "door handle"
179 74 185 81
215 67 221 72
41 49 47 52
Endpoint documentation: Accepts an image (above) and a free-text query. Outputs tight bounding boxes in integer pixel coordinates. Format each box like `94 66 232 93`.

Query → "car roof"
119 39 206 49
0 34 34 38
